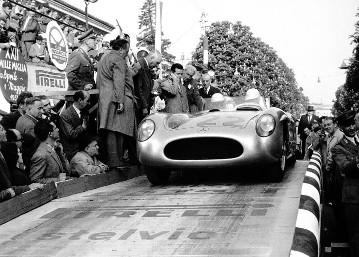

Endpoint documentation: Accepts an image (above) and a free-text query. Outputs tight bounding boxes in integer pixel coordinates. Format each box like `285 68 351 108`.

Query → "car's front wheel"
268 143 286 182
144 166 171 185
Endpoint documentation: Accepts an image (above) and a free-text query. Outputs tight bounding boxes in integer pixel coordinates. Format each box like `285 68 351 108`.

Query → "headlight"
138 119 155 142
256 114 275 137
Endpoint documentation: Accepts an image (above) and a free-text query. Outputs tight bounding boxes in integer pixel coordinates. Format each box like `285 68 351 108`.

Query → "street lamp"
339 59 359 69
84 0 98 30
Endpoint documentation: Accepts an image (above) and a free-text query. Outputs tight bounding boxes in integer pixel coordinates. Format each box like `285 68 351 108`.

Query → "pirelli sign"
27 63 68 93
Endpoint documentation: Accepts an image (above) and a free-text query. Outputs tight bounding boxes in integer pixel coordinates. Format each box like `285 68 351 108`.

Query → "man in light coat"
30 119 70 184
97 37 137 169
160 63 189 114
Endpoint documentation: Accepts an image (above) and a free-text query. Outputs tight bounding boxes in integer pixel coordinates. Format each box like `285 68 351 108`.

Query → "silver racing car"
137 93 296 185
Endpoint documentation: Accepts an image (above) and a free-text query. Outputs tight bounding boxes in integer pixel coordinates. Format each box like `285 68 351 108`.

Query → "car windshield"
203 95 268 111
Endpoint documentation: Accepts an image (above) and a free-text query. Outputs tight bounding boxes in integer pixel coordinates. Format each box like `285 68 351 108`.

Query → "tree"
332 8 359 115
136 0 175 62
191 21 308 117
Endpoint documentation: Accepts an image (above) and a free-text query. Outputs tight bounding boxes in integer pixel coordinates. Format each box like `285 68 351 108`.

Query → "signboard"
26 63 68 93
46 20 69 71
0 48 28 103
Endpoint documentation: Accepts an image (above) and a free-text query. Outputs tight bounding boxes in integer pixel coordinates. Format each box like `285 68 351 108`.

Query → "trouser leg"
345 204 359 257
106 130 124 168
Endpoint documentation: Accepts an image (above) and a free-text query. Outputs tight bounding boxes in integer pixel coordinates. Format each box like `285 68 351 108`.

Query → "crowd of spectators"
0 26 223 203
296 106 359 256
0 0 107 64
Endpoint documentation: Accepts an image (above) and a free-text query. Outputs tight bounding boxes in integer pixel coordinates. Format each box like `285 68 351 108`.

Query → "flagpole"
155 0 163 78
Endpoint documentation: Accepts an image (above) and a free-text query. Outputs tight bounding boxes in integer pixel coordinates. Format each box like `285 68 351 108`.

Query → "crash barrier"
0 166 144 225
290 151 322 257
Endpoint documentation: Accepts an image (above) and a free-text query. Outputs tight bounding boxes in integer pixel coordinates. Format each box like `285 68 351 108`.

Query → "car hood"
164 110 259 130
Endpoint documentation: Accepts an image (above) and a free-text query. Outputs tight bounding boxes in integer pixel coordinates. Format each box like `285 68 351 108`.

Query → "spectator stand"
0 0 115 113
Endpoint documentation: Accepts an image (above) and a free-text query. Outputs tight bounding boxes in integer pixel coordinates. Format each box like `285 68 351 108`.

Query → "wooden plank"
32 89 99 97
57 166 144 198
56 175 107 198
0 182 57 225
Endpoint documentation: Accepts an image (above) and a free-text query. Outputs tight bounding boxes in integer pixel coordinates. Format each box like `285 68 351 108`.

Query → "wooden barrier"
32 89 99 100
0 166 144 225
57 166 144 198
0 182 57 225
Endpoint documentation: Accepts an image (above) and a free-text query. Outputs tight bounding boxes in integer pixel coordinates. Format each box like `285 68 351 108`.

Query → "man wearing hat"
65 29 97 93
70 133 108 177
298 105 320 159
331 110 359 256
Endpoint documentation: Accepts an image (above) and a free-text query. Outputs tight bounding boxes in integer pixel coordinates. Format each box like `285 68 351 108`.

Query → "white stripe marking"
305 172 320 189
295 209 320 243
290 250 311 257
301 183 320 207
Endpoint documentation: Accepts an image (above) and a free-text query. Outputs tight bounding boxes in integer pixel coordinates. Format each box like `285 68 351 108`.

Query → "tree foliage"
332 8 359 115
332 9 359 114
136 0 175 62
191 21 308 118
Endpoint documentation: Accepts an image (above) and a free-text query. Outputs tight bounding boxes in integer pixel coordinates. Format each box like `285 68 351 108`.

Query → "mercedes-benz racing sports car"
137 92 296 185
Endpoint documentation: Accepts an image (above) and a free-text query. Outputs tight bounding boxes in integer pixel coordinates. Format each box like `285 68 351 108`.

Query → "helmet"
211 93 224 103
245 88 260 100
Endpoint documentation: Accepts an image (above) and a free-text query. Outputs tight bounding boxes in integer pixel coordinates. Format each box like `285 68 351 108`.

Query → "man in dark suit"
133 50 162 121
183 65 203 113
30 119 70 184
199 73 220 98
59 90 90 161
298 105 320 159
331 110 359 256
15 97 44 172
1 91 32 130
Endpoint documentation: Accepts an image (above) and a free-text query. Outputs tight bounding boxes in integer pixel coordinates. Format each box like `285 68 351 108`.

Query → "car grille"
164 137 243 160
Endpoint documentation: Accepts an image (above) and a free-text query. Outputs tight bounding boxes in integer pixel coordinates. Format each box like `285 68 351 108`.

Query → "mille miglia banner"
0 47 28 103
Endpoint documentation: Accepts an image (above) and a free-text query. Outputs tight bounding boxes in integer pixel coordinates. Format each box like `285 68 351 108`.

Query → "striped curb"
290 151 322 257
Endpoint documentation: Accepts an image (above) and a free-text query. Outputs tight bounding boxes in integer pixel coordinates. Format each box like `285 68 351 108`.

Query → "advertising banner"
26 63 68 93
46 20 69 71
0 48 28 104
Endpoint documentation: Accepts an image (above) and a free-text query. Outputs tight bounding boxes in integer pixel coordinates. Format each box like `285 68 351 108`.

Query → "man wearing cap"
70 133 108 177
65 29 97 92
298 105 320 159
331 110 359 256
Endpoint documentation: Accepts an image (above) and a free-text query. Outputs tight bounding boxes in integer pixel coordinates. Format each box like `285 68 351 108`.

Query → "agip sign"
46 21 69 71
0 48 28 103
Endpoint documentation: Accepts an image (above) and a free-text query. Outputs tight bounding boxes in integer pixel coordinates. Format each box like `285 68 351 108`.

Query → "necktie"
355 137 359 147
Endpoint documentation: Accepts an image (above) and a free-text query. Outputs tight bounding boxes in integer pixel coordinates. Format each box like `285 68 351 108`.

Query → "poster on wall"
0 47 28 104
46 20 69 71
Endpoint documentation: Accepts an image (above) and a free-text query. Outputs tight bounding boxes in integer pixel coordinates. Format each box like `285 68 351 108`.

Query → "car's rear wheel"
144 166 171 185
268 143 286 182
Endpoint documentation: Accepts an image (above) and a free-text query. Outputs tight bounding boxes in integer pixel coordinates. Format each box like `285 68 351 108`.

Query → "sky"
70 0 358 105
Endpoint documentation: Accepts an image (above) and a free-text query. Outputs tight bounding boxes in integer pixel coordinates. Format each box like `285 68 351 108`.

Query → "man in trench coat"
96 37 137 168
